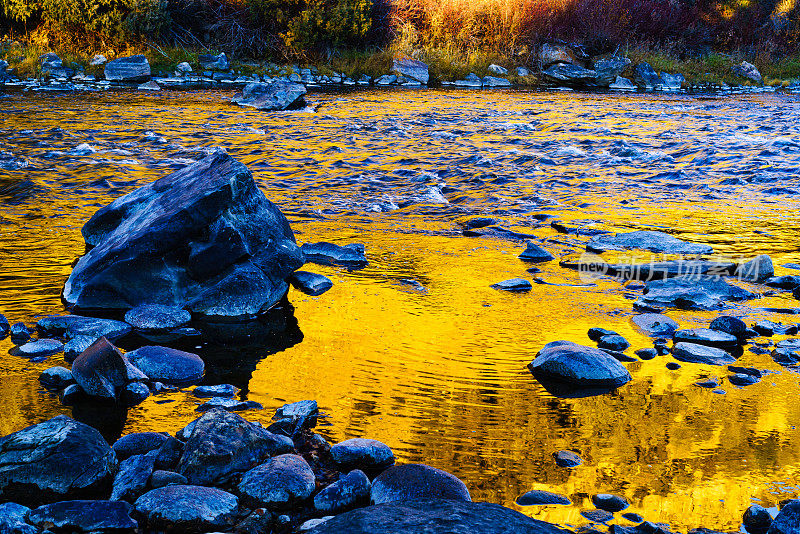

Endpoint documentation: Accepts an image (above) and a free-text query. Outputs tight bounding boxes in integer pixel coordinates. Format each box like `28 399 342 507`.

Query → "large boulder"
0 415 117 506
767 499 800 534
134 485 239 532
733 61 762 84
539 44 578 67
0 502 37 534
633 63 663 90
528 341 632 389
542 63 597 86
26 500 138 532
238 454 316 509
587 230 713 254
593 57 631 86
71 337 131 400
177 409 293 486
638 277 756 310
232 81 307 111
371 464 471 504
62 150 304 319
104 55 150 83
392 58 429 84
310 498 571 534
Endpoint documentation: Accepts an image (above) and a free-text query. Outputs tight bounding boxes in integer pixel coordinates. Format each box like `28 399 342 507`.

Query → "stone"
672 343 736 366
38 367 74 390
539 44 577 67
543 63 597 86
765 275 800 289
238 454 315 509
104 55 150 83
134 485 239 532
197 397 263 412
553 450 582 467
301 242 366 266
138 80 161 91
309 498 570 534
673 328 739 348
491 278 532 292
529 341 632 388
638 276 756 310
597 334 630 351
0 314 8 339
736 255 774 282
0 502 36 534
488 64 508 75
194 384 239 398
393 59 429 84
124 305 191 333
594 57 631 86
14 339 63 358
123 382 151 406
588 327 618 341
0 415 117 506
582 509 614 522
177 409 293 486
199 52 229 71
232 81 307 111
9 323 31 342
126 346 204 385
666 362 682 370
330 438 395 470
176 62 192 74
64 336 95 363
519 242 554 263
516 490 571 505
743 503 772 533
371 464 470 504
314 469 371 513
37 315 131 341
592 494 629 512
63 151 304 318
767 499 800 533
59 384 86 405
636 348 658 360
90 54 107 66
753 320 797 336
660 72 685 90
482 76 512 87
632 314 679 337
290 271 333 296
111 452 156 502
26 500 137 532
633 63 663 89
710 316 748 339
149 470 187 488
153 437 184 470
455 73 482 88
71 337 130 400
588 230 712 255
113 433 168 461
729 373 759 386
374 74 397 86
733 61 762 83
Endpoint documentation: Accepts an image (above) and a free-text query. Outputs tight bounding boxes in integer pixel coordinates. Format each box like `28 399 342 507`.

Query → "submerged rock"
516 490 571 506
519 241 555 263
553 450 582 467
587 230 713 254
238 454 316 509
672 343 736 366
104 55 151 83
371 464 470 504
491 278 532 292
301 242 366 267
0 415 117 506
62 150 304 319
638 276 756 310
126 346 204 385
134 485 239 532
529 341 632 388
26 500 138 532
673 328 739 348
289 271 333 296
314 469 371 513
197 397 263 412
632 313 678 337
232 81 307 111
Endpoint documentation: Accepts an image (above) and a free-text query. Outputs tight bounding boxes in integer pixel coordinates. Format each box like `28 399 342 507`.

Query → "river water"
2 88 800 531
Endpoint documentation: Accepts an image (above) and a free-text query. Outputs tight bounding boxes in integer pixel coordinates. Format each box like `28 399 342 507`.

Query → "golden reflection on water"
2 89 800 531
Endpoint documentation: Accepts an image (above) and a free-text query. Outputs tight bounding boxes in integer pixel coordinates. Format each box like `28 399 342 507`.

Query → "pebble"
635 348 658 360
15 339 63 357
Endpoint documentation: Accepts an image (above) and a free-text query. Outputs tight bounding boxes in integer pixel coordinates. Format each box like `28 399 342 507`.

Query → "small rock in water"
672 342 736 366
150 470 188 488
516 489 571 506
126 345 204 385
632 314 679 337
26 500 138 532
518 241 554 263
729 365 762 378
588 327 618 341
695 378 719 388
529 341 632 389
491 278 532 292
673 328 739 348
597 334 630 351
124 304 191 333
330 438 395 470
553 450 582 467
754 320 798 336
138 80 161 91
193 384 239 398
301 242 367 267
59 383 86 405
197 397 263 412
638 276 756 310
38 366 75 390
14 338 63 358
710 315 748 339
134 485 239 531
636 348 658 360
621 512 644 523
666 362 681 370
592 494 629 512
123 382 151 406
743 503 772 533
104 55 151 82
289 271 333 296
735 255 774 282
581 509 614 523
9 322 32 341
370 463 471 504
37 315 132 341
765 275 800 289
314 469 371 513
729 373 760 387
238 454 316 509
71 337 131 400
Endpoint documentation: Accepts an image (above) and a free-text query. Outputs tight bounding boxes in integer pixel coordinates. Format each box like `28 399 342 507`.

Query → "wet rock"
194 384 239 398
773 339 800 366
14 338 63 358
126 346 204 385
0 314 8 339
539 43 578 67
309 498 570 534
71 337 130 400
199 52 229 71
609 76 636 91
238 454 315 509
594 57 631 86
754 320 797 336
666 362 681 370
529 341 632 388
330 438 395 470
735 255 774 282
9 323 31 342
113 433 169 461
597 334 630 351
104 55 151 83
729 365 762 378
314 469 371 513
710 315 748 339
553 450 582 467
592 494 629 512
301 242 366 267
0 415 117 506
124 305 190 333
519 241 554 263
37 315 131 341
393 58 429 84
234 507 274 534
729 373 759 386
111 452 157 502
767 499 800 533
516 489 571 505
581 508 614 523
0 502 36 534
695 378 719 388
138 80 161 91
672 343 736 366
673 328 739 348
63 150 304 319
123 382 151 406
153 437 183 470
638 276 755 310
232 81 307 111
38 366 75 390
483 76 512 87
177 409 293 486
197 397 263 412
636 348 658 360
375 74 397 86
588 327 618 341
621 512 644 523
270 400 319 436
543 63 597 86
632 314 679 337
59 384 86 405
794 286 800 301
64 336 95 363
371 464 470 504
743 503 772 533
733 61 762 84
633 63 663 90
290 271 333 296
587 230 712 255
149 470 187 488
26 500 137 532
491 278 532 292
765 275 800 289
134 485 239 532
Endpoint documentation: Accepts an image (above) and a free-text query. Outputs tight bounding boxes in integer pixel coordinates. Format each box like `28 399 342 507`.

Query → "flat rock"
314 469 371 513
587 231 713 255
516 489 571 506
529 341 632 388
134 485 239 532
15 339 63 357
37 315 132 341
197 397 263 412
301 242 367 267
631 314 679 337
765 275 800 289
126 346 204 385
193 384 239 398
232 81 307 111
62 150 304 319
330 438 395 470
104 55 150 83
0 415 117 506
491 278 532 292
519 242 555 263
639 276 756 310
588 327 618 341
673 328 739 348
290 271 333 296
672 343 736 366
371 464 470 504
26 500 137 532
238 454 315 509
309 498 571 534
113 432 168 461
543 63 597 85
729 373 759 386
581 508 614 523
0 502 36 534
772 339 800 367
124 305 191 333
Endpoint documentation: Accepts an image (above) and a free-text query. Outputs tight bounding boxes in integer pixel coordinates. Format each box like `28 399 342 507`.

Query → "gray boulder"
455 73 482 88
0 415 117 506
633 63 663 90
71 337 131 400
587 230 713 254
733 61 762 84
592 494 629 512
314 470 371 513
149 470 188 488
0 502 37 534
542 63 597 86
593 57 631 86
64 336 96 363
528 341 632 388
125 346 204 385
104 55 150 83
238 454 316 509
631 314 678 337
743 503 772 533
672 342 736 366
371 464 470 504
735 255 773 282
539 44 577 67
710 315 748 339
193 384 239 398
62 150 304 319
199 52 229 71
232 81 307 111
638 276 756 310
134 485 239 532
330 438 395 470
392 58 429 84
26 500 137 532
